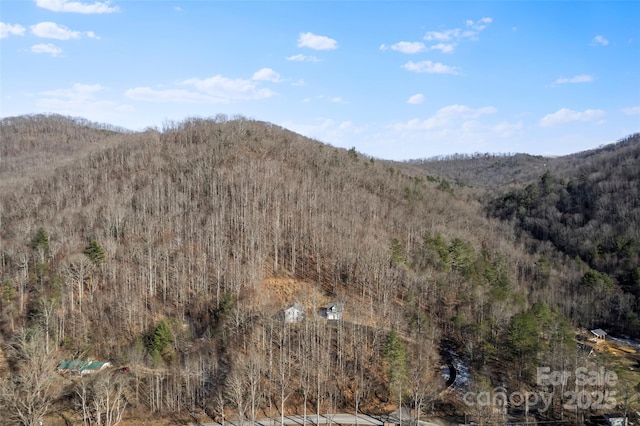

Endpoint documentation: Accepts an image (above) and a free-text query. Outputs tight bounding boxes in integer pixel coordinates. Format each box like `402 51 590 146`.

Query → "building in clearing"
57 360 111 376
326 302 344 321
284 303 305 323
590 328 607 342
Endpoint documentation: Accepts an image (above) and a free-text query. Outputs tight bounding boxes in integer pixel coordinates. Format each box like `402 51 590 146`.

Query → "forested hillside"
408 153 551 189
0 115 637 426
410 134 640 337
487 134 640 337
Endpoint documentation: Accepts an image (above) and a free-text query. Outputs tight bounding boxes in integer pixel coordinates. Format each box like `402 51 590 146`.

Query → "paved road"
200 413 382 426
198 413 442 426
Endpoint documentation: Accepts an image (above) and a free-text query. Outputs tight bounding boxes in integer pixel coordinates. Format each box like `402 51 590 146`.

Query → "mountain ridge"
407 132 640 189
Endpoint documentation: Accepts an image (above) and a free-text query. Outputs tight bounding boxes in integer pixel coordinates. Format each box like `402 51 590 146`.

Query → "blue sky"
1 1 639 160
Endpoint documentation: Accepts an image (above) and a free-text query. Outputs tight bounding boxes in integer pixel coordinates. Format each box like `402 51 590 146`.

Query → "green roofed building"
57 360 111 376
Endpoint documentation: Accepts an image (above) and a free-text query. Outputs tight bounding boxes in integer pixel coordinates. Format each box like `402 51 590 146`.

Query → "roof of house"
591 328 607 337
328 302 344 312
604 413 626 418
285 302 304 312
57 360 110 372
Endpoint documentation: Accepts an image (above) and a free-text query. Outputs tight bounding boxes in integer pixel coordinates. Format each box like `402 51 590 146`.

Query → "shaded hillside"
487 133 640 337
0 115 634 425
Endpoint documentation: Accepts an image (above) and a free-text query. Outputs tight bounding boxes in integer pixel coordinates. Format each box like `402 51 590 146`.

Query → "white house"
604 413 627 426
326 302 344 321
590 328 607 341
284 303 304 323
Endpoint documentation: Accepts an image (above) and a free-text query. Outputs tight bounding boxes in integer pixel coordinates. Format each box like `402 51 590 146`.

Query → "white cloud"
41 83 106 99
492 120 524 138
281 117 366 148
181 75 276 100
407 94 425 104
1 22 26 38
539 108 606 127
593 35 608 46
339 120 353 130
378 104 522 158
392 104 497 131
126 74 277 104
282 107 525 160
554 75 594 84
621 106 640 115
382 41 426 54
124 87 219 103
286 54 320 62
34 0 119 14
430 43 455 53
422 17 492 52
252 68 281 82
312 95 347 104
467 17 492 31
37 83 133 124
424 29 461 42
297 32 337 50
31 43 63 56
403 60 459 75
174 6 182 12
293 117 327 132
31 22 97 40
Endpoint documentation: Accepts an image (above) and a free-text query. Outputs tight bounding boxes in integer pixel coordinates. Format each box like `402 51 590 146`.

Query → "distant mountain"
408 152 551 189
408 134 639 190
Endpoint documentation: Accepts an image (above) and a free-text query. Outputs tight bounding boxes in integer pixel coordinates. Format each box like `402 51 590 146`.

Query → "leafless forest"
0 114 638 425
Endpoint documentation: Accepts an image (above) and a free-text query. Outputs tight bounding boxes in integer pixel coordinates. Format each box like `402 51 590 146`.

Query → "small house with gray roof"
284 303 305 323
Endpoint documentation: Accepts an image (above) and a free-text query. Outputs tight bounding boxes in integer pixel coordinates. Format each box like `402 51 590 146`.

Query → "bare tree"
76 371 128 426
65 254 94 313
244 352 264 425
0 327 58 426
227 367 248 426
37 298 57 354
297 321 313 426
276 321 293 426
406 353 439 424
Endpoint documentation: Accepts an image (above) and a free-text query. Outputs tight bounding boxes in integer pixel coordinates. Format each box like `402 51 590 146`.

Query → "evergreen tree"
383 330 407 401
30 227 50 252
30 227 50 263
146 319 174 366
83 240 106 266
390 238 405 266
